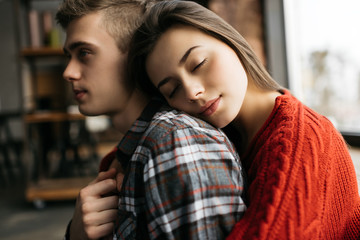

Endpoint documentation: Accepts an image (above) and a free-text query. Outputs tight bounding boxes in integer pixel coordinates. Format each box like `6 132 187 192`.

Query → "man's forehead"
63 18 110 51
65 12 103 38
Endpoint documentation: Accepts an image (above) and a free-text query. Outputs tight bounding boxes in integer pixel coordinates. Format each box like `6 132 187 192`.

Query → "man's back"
114 101 246 239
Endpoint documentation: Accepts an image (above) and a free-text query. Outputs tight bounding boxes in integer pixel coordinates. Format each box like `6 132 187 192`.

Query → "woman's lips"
199 97 221 116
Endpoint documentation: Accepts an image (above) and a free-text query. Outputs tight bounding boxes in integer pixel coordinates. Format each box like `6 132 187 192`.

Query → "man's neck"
111 89 150 135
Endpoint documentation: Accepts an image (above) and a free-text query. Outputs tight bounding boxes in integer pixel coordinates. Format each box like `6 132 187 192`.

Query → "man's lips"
73 89 87 100
199 97 221 116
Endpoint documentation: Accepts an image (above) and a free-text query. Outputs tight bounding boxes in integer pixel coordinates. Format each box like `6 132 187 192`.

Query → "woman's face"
146 25 248 128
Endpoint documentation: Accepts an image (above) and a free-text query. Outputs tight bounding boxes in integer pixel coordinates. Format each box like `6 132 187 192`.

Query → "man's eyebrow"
63 41 89 54
157 46 200 89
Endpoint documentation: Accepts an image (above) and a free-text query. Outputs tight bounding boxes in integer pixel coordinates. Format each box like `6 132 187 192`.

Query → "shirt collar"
116 98 165 169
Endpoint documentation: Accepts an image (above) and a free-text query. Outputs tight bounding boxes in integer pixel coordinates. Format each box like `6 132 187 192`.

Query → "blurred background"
0 0 359 239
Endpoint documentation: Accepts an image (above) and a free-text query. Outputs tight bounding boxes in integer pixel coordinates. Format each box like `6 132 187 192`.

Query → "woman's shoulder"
279 91 339 137
254 90 339 151
263 90 346 157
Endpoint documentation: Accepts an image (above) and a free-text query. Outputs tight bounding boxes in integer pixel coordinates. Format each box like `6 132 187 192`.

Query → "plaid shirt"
113 99 246 240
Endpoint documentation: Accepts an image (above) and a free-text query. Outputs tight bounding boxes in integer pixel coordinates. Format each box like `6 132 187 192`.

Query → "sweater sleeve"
227 126 305 239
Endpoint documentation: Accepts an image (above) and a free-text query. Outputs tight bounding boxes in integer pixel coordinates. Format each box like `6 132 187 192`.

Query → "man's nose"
63 60 80 82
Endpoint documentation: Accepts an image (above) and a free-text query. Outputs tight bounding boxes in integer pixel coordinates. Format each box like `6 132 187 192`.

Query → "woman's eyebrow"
157 77 171 89
157 45 200 89
179 45 200 64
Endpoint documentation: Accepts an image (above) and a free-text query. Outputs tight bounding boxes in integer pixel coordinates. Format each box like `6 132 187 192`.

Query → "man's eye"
192 58 208 72
79 49 90 58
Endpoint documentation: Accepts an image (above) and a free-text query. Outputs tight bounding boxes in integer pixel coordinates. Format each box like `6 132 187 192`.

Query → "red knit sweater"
227 90 360 239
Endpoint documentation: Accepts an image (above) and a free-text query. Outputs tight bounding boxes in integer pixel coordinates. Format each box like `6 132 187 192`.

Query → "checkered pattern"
113 99 246 239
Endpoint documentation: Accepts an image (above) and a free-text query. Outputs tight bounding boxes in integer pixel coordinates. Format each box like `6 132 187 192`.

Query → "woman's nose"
63 61 80 82
183 80 204 102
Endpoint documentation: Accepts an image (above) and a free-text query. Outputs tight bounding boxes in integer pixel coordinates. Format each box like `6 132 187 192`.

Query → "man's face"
63 12 132 117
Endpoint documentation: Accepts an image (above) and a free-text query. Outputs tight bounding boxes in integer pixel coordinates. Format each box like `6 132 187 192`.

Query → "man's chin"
78 106 102 117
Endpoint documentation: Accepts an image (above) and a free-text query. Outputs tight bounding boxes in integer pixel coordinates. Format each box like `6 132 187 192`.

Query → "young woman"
127 1 360 239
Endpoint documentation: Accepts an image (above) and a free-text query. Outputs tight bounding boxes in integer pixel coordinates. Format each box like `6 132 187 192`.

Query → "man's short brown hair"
56 0 157 52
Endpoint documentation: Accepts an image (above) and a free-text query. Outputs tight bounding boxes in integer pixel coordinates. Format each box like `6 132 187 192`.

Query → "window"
265 0 360 146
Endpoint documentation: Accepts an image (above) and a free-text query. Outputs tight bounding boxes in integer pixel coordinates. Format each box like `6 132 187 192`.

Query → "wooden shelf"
25 112 85 123
17 1 98 208
26 177 94 202
21 47 64 57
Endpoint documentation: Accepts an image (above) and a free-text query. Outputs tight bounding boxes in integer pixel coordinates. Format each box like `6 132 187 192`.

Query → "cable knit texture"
227 90 360 240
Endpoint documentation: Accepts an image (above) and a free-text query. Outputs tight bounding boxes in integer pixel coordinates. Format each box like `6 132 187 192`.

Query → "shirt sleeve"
142 123 246 239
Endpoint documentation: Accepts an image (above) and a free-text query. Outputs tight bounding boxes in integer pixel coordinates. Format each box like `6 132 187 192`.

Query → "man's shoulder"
135 108 238 160
153 108 218 131
142 108 227 143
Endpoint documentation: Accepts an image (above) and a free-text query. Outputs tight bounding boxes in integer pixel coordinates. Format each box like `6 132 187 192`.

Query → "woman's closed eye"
192 58 208 72
169 84 180 99
167 59 208 99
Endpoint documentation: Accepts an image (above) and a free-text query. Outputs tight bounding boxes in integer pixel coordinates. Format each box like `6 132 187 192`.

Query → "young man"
56 1 246 239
